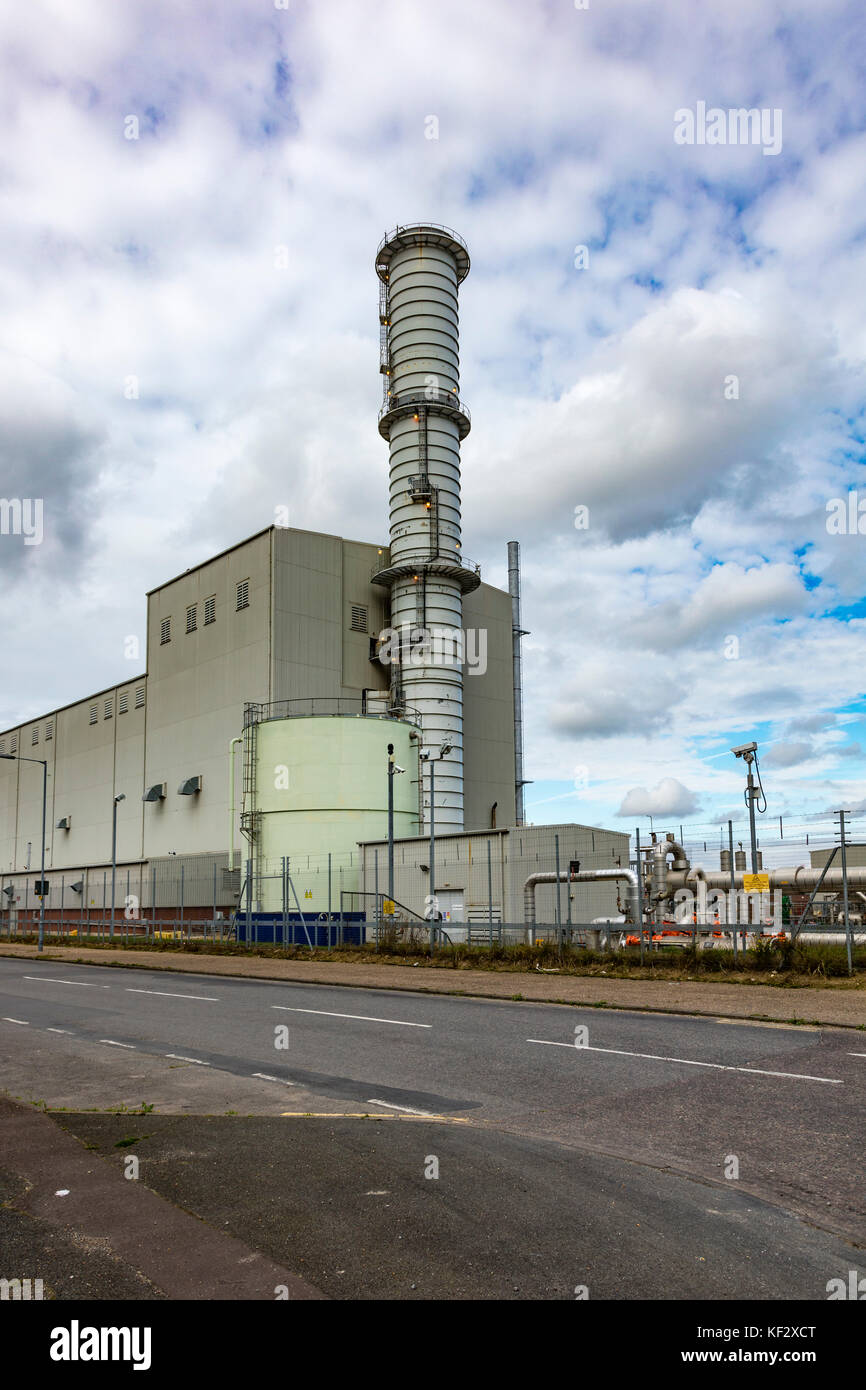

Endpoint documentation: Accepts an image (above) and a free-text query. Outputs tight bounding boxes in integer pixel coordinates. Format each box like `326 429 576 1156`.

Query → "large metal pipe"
665 866 866 894
524 868 639 928
507 540 527 826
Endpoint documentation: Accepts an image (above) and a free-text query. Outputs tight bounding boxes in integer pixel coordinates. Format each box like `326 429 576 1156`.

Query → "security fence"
3 812 865 958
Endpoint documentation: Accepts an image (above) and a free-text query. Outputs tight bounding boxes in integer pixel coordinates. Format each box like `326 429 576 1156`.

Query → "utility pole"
837 809 853 976
429 755 436 952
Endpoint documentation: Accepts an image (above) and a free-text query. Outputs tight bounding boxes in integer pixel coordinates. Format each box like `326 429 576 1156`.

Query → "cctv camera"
731 741 758 757
393 764 405 774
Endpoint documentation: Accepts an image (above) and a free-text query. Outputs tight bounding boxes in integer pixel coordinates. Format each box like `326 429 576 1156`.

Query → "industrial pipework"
649 834 690 924
646 845 866 933
524 868 640 929
373 224 480 834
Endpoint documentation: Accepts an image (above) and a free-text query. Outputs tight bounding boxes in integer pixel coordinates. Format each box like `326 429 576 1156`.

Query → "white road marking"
271 1006 431 1028
847 1052 866 1058
23 976 107 988
126 988 219 1001
526 1039 842 1084
47 1027 72 1034
367 1099 435 1116
365 1190 390 1196
165 1053 210 1066
3 1017 29 1025
252 1072 296 1085
99 1039 136 1049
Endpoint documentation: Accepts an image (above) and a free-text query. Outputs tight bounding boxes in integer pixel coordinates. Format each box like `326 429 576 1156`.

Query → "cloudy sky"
2 0 865 854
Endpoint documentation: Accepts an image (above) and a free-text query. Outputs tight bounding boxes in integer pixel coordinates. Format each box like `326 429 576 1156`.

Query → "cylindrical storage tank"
720 849 732 873
756 850 764 870
734 849 747 871
253 715 420 913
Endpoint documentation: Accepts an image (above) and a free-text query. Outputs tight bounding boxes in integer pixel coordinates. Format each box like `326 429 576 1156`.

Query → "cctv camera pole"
744 753 760 875
387 743 395 906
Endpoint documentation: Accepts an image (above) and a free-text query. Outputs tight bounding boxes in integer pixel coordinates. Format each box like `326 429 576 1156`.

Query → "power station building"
0 224 626 931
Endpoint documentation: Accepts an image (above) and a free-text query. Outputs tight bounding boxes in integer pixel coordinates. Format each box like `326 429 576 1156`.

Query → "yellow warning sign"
383 900 396 915
743 873 770 893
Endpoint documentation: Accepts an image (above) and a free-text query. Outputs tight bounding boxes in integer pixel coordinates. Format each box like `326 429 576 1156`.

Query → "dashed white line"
271 1006 431 1028
526 1039 842 1084
252 1072 296 1086
127 988 220 1002
47 1027 72 1034
100 1039 136 1050
2 1017 29 1025
165 1053 210 1066
367 1099 435 1115
23 976 108 988
847 1052 866 1058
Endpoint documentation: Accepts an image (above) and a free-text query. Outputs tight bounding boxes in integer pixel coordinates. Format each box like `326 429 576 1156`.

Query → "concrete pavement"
0 1097 326 1300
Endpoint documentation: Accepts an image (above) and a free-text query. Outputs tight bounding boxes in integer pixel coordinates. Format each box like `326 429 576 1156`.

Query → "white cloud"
617 778 701 818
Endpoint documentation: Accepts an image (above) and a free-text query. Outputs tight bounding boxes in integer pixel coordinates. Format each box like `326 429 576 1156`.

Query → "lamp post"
386 743 404 917
1 753 48 953
111 793 126 939
387 744 395 906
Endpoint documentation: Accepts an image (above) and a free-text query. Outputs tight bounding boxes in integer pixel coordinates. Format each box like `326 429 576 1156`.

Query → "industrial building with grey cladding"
0 225 628 938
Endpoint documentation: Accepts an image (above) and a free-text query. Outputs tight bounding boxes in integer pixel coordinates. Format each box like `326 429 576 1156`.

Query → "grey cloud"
762 740 814 768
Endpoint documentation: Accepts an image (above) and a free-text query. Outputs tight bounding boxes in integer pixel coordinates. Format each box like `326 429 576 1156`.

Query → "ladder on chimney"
379 278 390 399
429 485 440 559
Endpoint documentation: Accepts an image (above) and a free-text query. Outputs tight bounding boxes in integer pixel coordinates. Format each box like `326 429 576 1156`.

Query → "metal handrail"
369 551 481 581
243 697 422 728
378 389 470 426
376 223 469 260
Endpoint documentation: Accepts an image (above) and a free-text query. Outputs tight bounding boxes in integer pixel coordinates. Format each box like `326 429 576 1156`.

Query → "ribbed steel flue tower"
373 223 480 833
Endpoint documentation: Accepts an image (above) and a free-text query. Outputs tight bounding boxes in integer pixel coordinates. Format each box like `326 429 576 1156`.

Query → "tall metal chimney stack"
373 224 479 833
507 540 528 826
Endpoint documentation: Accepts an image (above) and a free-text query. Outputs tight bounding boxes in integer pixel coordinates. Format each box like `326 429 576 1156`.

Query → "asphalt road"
1 956 864 1299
